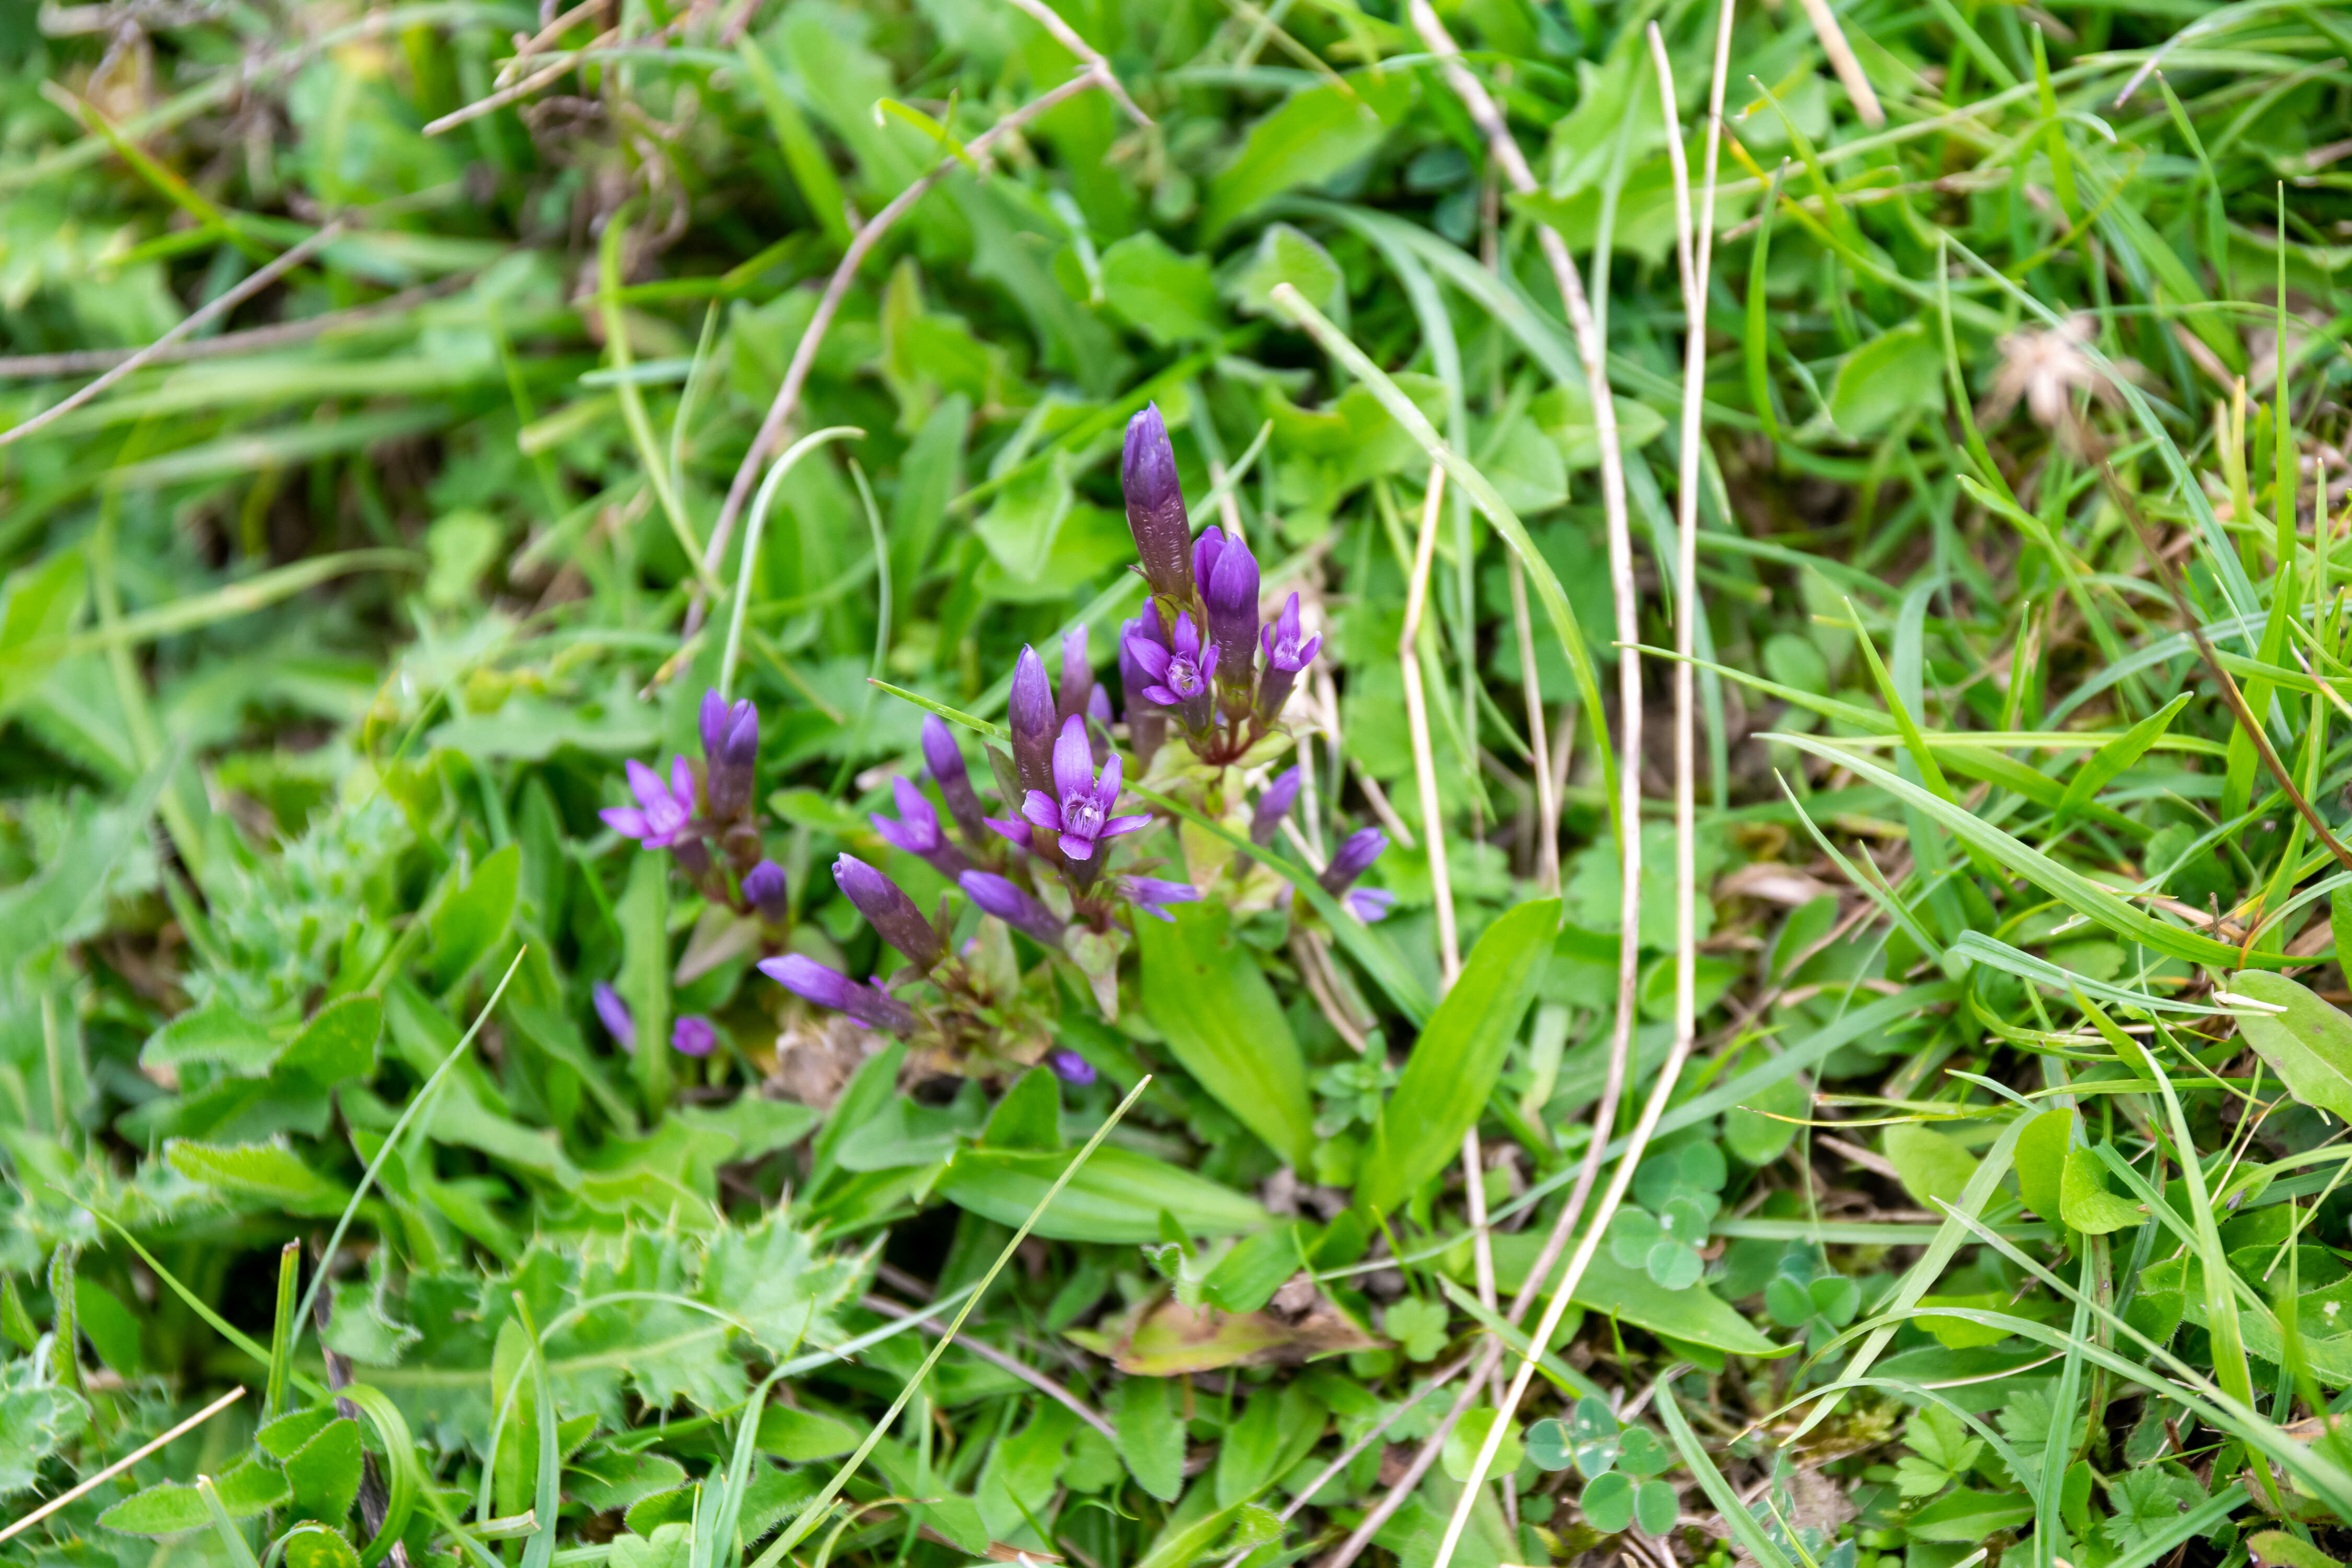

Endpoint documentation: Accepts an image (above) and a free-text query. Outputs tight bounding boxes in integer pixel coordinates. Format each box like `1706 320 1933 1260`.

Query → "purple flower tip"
743 859 789 917
1344 887 1396 923
672 1016 716 1057
959 869 1067 948
1319 827 1389 895
592 982 636 1052
1048 1048 1097 1087
1120 875 1202 921
759 954 918 1034
1261 593 1321 673
1252 766 1303 845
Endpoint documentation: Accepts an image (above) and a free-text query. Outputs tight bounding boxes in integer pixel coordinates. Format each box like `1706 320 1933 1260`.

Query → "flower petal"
1052 714 1094 803
625 758 665 810
601 807 650 839
669 754 696 806
984 816 1034 849
1094 750 1123 809
1142 685 1180 707
1125 636 1170 680
1022 790 1063 831
1059 833 1095 861
1099 813 1154 839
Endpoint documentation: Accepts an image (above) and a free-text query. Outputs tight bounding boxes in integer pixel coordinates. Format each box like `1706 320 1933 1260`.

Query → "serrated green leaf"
165 1137 353 1215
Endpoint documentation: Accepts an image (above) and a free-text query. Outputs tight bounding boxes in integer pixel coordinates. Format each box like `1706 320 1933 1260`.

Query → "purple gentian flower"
601 756 698 849
1252 766 1303 847
699 690 759 821
673 1016 716 1057
1119 875 1202 923
1344 888 1395 923
1009 645 1057 801
743 859 789 921
1122 403 1196 603
834 855 944 972
1198 527 1261 685
1255 593 1321 719
983 814 1034 851
959 870 1068 948
1022 716 1151 862
760 954 918 1034
1320 827 1387 889
873 776 971 880
592 982 635 1052
1125 612 1217 730
1048 1048 1097 1087
1118 615 1168 767
922 715 989 848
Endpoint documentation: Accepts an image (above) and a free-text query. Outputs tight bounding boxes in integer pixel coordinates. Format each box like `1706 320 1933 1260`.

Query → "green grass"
3 3 2352 1568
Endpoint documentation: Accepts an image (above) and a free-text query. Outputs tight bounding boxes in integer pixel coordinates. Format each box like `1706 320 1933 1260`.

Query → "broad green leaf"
2225 971 2352 1122
286 1416 364 1524
1099 233 1221 347
165 1137 353 1215
937 1144 1268 1243
755 1405 858 1461
430 843 520 990
980 1069 1063 1152
142 1000 278 1077
73 1276 144 1374
1136 903 1315 1169
1225 222 1343 318
1722 1043 1804 1167
1441 1410 1522 1482
2249 1531 2342 1568
1632 1478 1678 1536
922 1495 989 1556
1883 1124 1979 1209
1904 1490 2036 1541
1474 1232 1782 1357
101 1458 290 1535
2060 1144 2142 1234
1201 77 1413 239
1581 1470 1635 1532
278 994 382 1086
2014 1108 2070 1223
1115 1375 1184 1503
0 549 88 716
281 1527 362 1568
257 1406 338 1459
1359 898 1558 1214
1826 321 1944 439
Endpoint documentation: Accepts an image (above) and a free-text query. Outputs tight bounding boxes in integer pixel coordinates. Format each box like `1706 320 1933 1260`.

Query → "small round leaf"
1526 1419 1575 1473
1616 1425 1672 1479
1645 1239 1703 1291
1581 1471 1636 1534
1633 1479 1680 1536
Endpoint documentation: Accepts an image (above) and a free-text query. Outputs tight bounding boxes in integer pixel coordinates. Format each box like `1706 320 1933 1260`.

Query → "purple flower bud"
592 982 636 1052
1057 626 1094 723
873 776 972 880
1255 593 1321 720
1009 645 1058 802
1021 715 1154 864
1122 403 1195 602
743 859 789 920
1319 827 1388 896
921 716 990 849
1086 683 1112 729
699 690 760 821
601 756 699 849
833 855 945 972
1192 524 1225 591
1344 887 1396 923
672 1016 716 1057
1048 1048 1097 1086
960 870 1068 949
1119 875 1201 923
1125 612 1217 732
1251 766 1304 846
760 954 917 1034
1203 531 1261 685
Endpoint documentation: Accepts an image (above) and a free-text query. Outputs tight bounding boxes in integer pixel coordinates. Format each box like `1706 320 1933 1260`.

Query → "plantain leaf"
1136 902 1315 1169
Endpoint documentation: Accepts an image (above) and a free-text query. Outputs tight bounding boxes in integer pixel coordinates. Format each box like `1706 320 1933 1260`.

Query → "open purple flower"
700 690 759 821
760 954 917 1034
1119 875 1202 922
960 870 1068 948
1022 716 1151 862
1256 593 1321 719
673 1016 716 1057
1048 1048 1097 1087
1125 612 1217 730
602 757 698 849
592 982 635 1052
743 859 789 921
873 776 971 880
1252 766 1303 846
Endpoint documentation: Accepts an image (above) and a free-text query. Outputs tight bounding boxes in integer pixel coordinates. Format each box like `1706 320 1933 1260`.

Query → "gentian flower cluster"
1120 403 1322 768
